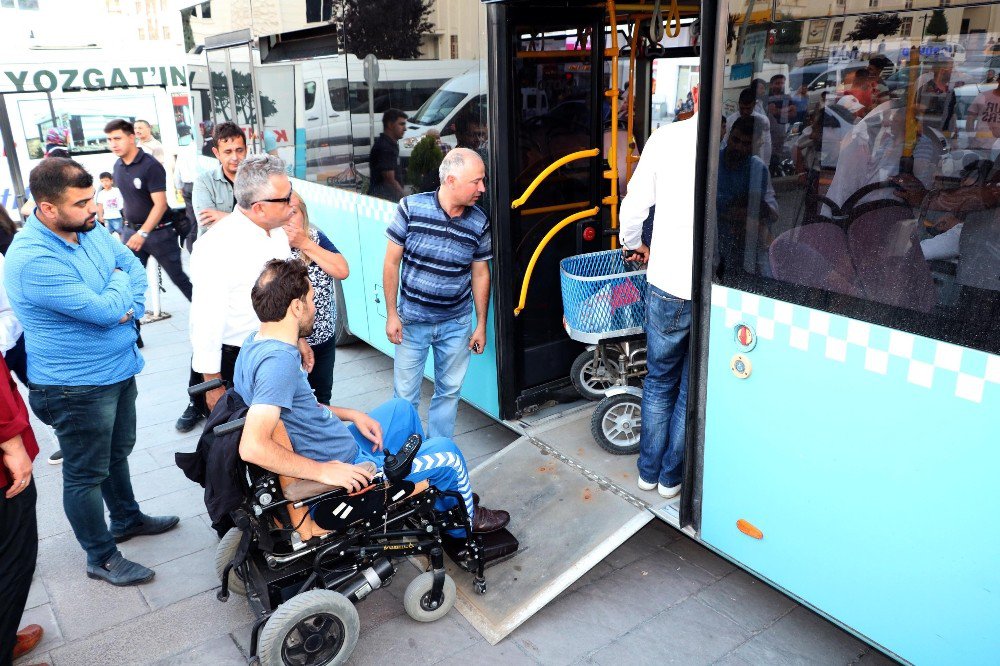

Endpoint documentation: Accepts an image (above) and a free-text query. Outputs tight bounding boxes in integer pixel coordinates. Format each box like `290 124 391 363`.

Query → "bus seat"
956 212 1000 292
769 223 863 297
847 207 936 313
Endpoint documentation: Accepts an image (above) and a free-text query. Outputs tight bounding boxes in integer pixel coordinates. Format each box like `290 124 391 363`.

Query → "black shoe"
112 513 180 543
47 449 63 465
175 403 203 433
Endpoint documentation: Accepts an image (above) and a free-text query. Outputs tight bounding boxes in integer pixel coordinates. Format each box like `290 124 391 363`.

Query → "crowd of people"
0 109 506 665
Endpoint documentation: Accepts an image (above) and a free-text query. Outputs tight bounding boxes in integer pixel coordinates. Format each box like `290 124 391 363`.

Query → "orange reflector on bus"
737 519 763 540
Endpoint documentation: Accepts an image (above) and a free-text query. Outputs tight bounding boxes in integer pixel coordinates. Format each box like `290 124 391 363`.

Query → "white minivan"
300 56 476 173
400 70 487 159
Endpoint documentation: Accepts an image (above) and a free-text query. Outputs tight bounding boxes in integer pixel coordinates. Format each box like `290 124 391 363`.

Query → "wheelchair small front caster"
474 578 487 595
217 588 230 602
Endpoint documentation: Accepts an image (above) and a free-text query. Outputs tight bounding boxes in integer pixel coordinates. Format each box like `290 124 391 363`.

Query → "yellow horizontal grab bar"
511 148 600 210
514 206 600 317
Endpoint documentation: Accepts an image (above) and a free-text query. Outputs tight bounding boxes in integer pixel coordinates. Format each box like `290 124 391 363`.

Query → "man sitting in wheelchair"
233 258 510 540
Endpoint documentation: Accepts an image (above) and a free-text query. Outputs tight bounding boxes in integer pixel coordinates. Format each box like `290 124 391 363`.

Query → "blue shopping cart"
560 250 648 455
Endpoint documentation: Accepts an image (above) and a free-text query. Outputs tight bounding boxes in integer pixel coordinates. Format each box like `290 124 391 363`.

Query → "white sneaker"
637 478 656 492
658 483 681 499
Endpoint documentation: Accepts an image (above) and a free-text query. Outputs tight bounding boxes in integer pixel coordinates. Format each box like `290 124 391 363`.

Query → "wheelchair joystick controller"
382 434 422 482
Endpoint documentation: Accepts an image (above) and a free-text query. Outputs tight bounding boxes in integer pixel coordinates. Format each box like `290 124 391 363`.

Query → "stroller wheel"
215 528 247 596
258 590 359 666
571 349 622 401
591 393 642 455
403 571 456 622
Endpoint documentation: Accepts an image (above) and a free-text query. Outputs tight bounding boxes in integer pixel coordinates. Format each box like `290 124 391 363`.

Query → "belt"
126 220 173 231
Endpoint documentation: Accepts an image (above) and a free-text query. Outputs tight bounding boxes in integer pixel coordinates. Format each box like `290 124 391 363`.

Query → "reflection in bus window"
304 81 317 111
715 6 1000 354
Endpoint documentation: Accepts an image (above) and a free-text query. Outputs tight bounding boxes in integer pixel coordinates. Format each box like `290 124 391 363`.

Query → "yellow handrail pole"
511 148 601 209
625 16 641 184
514 206 600 316
519 200 592 217
605 0 620 248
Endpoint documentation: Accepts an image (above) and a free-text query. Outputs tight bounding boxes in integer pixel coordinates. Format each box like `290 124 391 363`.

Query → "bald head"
438 147 486 210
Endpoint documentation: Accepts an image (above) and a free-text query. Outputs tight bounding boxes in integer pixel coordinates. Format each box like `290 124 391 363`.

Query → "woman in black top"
286 193 350 404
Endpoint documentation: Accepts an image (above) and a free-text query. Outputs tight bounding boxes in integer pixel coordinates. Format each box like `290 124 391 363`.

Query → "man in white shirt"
186 155 296 419
173 131 201 252
134 120 166 165
618 99 698 501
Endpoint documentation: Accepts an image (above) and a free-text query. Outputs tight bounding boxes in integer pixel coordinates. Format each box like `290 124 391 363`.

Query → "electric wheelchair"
187 380 516 666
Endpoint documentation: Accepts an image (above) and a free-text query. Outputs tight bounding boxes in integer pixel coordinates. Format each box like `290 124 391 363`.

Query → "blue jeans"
637 285 691 488
393 314 472 439
348 398 473 536
105 217 124 236
28 377 143 567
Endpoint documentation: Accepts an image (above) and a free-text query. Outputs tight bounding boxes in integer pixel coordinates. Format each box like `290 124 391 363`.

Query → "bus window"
714 10 1000 355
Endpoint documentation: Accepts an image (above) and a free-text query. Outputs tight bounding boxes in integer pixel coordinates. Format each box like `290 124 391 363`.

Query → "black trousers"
3 336 27 387
189 345 241 416
0 479 37 666
122 226 193 301
308 337 337 405
181 183 198 254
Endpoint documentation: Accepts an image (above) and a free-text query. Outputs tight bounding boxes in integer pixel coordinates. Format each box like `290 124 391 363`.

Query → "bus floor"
15 271 896 665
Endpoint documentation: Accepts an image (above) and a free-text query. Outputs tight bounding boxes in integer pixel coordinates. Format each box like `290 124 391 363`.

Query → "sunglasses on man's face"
254 188 294 206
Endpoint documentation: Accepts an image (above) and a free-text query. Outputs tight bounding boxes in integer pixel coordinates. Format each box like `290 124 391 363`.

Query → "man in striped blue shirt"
383 148 491 438
5 158 178 587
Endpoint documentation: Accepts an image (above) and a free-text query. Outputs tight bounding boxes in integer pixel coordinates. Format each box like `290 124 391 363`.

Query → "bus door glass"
505 10 604 401
206 47 234 125
699 2 1000 663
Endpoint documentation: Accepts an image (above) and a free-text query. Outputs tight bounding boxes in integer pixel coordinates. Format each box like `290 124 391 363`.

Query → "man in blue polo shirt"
5 158 179 586
382 148 491 439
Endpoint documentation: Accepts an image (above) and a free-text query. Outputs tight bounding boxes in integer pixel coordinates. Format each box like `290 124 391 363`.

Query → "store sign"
2 65 187 93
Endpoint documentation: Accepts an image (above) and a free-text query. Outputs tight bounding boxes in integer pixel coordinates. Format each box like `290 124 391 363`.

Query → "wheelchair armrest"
189 378 226 396
284 479 343 503
214 417 246 437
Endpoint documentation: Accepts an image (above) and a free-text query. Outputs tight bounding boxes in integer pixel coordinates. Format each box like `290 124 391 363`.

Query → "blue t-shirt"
233 333 358 464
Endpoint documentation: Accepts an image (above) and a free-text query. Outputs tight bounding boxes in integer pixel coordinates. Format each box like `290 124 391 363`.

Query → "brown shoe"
14 624 43 659
471 506 510 534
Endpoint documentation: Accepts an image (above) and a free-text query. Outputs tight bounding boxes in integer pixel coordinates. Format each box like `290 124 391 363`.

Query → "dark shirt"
368 133 402 201
114 149 166 227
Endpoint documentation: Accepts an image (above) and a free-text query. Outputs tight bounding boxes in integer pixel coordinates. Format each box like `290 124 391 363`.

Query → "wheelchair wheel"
403 571 456 623
258 590 360 666
215 528 247 596
591 393 642 455
571 349 622 401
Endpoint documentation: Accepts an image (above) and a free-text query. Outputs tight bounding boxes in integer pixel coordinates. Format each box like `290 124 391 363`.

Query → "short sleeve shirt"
96 187 124 219
385 191 492 324
113 150 166 225
967 89 1000 147
368 133 401 200
233 334 359 464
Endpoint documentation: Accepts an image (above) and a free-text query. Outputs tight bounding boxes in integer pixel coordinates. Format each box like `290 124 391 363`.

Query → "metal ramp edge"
447 409 678 645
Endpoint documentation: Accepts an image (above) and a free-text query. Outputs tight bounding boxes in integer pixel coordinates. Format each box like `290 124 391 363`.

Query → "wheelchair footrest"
443 528 519 571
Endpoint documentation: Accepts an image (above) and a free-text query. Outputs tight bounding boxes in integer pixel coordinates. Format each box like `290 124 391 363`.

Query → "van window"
328 79 348 113
348 80 448 115
303 81 316 111
410 90 466 126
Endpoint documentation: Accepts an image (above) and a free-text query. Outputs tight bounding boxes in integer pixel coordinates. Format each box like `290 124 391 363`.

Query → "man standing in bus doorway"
134 119 166 165
383 148 490 439
5 158 178 586
369 109 408 202
192 122 247 235
618 85 698 500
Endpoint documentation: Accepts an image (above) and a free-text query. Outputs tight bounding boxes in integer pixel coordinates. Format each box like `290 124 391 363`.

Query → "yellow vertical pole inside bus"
604 0 620 248
625 16 643 184
902 42 922 168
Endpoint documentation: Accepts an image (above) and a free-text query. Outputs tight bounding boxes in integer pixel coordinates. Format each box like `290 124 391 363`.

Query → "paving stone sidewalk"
15 277 898 666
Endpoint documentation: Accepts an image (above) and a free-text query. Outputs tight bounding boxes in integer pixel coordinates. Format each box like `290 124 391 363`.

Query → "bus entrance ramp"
445 409 680 644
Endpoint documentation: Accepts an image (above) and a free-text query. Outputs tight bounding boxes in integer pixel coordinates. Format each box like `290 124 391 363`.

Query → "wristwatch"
125 307 135 320
137 230 149 239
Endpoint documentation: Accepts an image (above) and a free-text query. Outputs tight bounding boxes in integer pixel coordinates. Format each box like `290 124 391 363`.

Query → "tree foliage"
343 0 434 60
846 13 902 43
407 135 443 187
926 9 949 41
210 71 278 125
